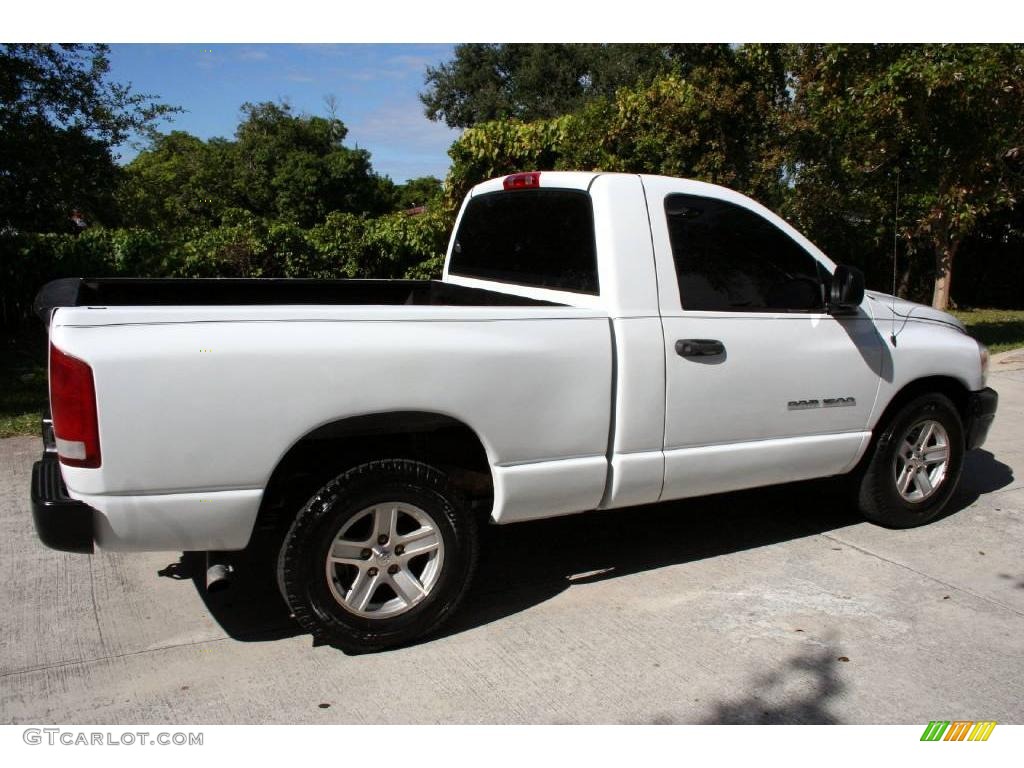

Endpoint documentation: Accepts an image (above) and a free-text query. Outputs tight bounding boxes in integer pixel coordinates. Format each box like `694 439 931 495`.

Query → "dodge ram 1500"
31 171 998 651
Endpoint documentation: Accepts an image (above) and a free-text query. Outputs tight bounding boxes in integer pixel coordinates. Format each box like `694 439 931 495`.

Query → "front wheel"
856 393 965 528
277 459 478 652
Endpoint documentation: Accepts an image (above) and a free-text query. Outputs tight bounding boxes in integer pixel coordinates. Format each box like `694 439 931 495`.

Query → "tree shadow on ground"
695 642 846 724
997 573 1024 590
645 641 848 724
164 449 1013 651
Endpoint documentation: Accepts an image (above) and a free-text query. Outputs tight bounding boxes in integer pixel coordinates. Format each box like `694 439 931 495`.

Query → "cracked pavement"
2 352 1022 724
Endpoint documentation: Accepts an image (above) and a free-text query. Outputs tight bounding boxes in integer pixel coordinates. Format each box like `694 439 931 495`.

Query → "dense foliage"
0 58 446 331
3 43 1023 335
782 45 1024 308
420 43 737 129
444 46 788 204
117 103 401 228
0 209 449 327
441 43 1024 310
0 44 177 233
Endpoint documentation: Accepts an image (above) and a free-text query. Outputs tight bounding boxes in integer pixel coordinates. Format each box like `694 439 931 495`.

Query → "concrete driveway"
2 353 1023 724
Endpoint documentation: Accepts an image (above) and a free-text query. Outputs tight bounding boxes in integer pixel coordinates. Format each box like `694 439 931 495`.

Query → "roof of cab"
470 171 599 196
471 171 739 199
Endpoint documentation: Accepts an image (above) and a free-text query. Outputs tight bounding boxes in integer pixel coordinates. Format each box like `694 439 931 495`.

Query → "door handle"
675 339 725 357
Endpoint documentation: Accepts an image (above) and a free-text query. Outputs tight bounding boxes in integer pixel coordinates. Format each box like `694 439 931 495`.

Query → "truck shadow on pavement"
165 449 1013 651
950 448 1015 516
159 549 299 643
442 448 1012 642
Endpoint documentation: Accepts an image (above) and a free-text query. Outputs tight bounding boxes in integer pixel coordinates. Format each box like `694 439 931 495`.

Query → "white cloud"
386 53 438 72
348 99 461 181
350 103 459 151
238 48 271 61
345 70 381 82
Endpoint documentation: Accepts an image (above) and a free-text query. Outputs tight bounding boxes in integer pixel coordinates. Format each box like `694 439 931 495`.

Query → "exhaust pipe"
205 552 234 593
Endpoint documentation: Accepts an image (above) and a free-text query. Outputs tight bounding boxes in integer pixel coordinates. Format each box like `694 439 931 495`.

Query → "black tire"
856 392 965 528
277 459 478 652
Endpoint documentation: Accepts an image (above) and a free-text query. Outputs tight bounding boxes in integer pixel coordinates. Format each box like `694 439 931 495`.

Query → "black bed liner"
34 277 557 325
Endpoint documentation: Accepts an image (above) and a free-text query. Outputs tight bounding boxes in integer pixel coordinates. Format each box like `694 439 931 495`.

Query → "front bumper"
965 387 998 451
31 455 95 554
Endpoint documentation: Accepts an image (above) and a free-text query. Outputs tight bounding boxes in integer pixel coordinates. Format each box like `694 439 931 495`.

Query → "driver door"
643 180 885 502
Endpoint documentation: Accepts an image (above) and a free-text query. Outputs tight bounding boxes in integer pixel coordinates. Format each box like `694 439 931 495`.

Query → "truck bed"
43 278 613 546
34 277 556 325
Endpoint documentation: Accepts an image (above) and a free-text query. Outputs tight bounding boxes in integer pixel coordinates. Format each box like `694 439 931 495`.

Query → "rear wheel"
856 393 965 528
277 459 478 652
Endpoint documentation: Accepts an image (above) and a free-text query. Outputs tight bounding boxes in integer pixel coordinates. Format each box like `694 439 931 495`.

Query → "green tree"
444 46 787 206
394 176 442 209
118 131 238 229
783 44 1024 309
443 44 1024 310
122 101 397 229
231 101 395 225
0 44 177 232
421 44 733 128
572 46 788 206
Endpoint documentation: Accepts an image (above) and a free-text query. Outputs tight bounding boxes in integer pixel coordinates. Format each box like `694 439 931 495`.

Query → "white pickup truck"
31 171 997 652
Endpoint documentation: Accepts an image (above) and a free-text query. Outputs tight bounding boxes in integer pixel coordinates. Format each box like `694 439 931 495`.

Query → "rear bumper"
965 387 998 451
31 456 95 554
31 454 261 553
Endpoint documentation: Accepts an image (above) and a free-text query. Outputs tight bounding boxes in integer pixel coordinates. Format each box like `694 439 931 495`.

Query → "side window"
664 194 826 312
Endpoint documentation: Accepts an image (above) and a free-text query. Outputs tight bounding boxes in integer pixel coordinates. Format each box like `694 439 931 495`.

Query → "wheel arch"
855 376 971 478
854 375 970 528
251 411 495 547
872 376 971 438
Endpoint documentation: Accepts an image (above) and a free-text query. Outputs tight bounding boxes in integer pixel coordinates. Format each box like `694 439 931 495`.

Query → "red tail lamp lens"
503 172 542 190
49 344 101 468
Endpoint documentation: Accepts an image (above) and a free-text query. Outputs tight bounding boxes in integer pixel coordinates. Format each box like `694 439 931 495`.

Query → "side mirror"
829 265 865 313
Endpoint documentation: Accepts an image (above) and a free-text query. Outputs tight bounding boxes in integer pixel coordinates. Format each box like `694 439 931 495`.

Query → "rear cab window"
449 189 599 295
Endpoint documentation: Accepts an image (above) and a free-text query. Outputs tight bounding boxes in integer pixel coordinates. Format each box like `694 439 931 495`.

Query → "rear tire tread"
277 458 478 653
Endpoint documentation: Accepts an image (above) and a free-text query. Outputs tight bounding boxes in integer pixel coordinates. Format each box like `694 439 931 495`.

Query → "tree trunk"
931 237 959 310
897 257 913 298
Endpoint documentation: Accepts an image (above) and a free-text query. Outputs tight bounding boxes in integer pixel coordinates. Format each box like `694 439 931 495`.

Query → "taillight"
49 344 101 468
503 172 541 190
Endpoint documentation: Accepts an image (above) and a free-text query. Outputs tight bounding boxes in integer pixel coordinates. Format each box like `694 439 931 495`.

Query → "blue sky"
107 44 460 183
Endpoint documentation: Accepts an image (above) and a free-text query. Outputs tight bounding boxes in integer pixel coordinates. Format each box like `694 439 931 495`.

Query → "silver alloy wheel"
325 502 445 619
892 419 950 503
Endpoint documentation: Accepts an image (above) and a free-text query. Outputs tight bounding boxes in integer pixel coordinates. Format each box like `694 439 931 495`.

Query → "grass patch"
951 309 1024 354
1 329 48 438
